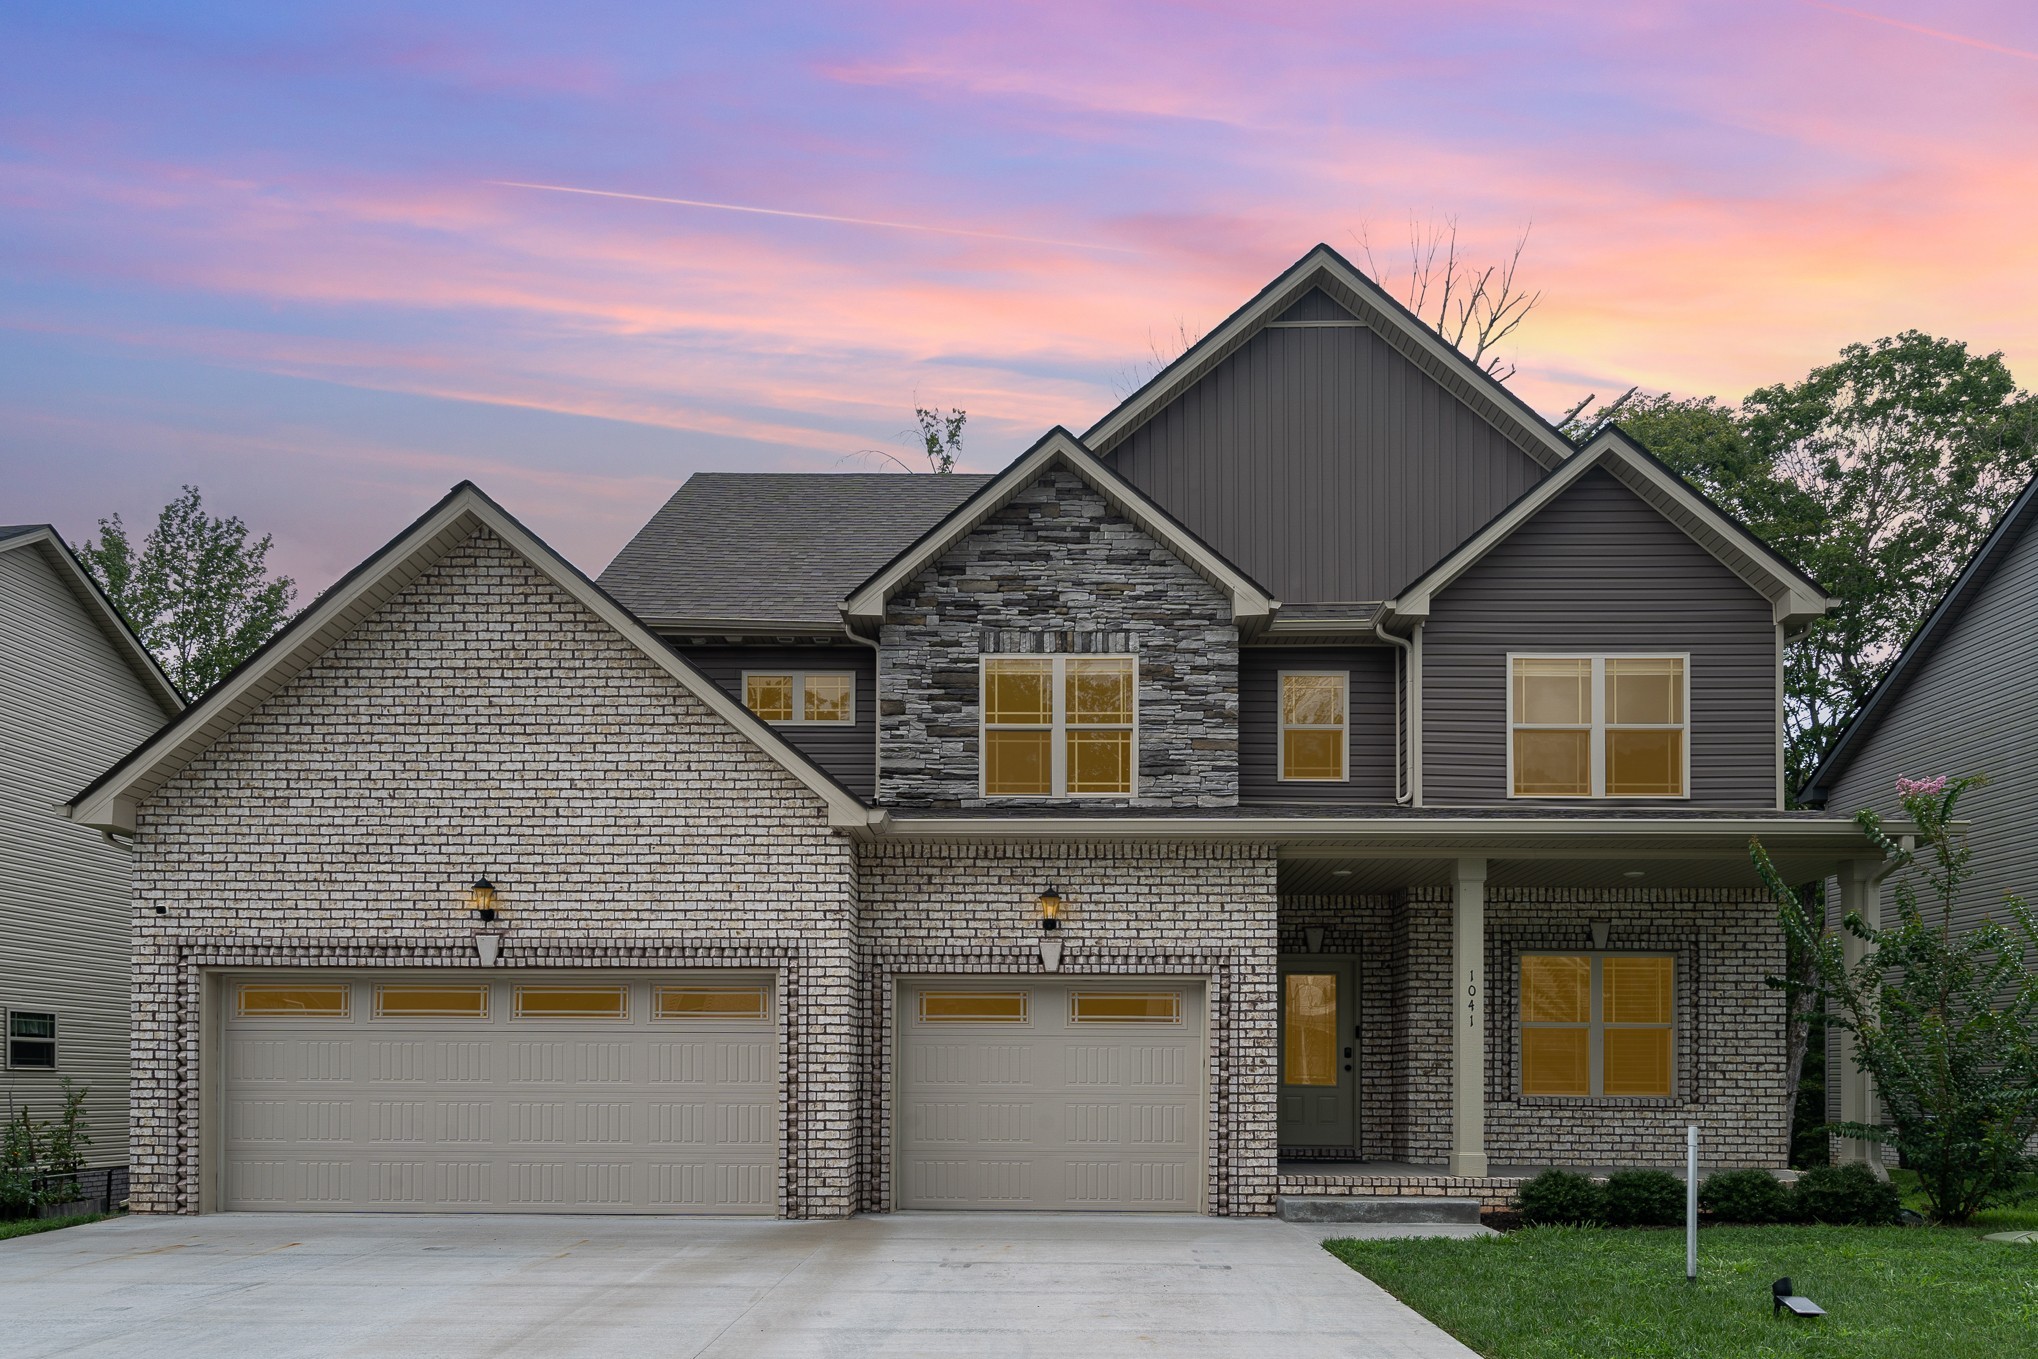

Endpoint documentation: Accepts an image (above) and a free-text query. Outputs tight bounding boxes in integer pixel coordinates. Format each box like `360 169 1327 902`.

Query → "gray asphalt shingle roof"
598 473 995 628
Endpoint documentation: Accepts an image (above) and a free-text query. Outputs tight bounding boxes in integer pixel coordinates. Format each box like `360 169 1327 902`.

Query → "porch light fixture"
469 877 498 922
1591 920 1611 949
1305 926 1326 954
1036 887 1065 973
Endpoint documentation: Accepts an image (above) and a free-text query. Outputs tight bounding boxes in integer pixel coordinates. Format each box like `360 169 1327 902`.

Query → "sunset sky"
7 1 2038 590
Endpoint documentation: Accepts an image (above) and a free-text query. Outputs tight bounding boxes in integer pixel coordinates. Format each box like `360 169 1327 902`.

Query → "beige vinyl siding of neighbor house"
0 542 176 1165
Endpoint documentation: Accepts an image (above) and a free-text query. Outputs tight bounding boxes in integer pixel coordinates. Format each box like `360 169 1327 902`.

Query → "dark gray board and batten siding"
1239 647 1397 804
1421 469 1781 809
673 645 877 798
1100 289 1548 606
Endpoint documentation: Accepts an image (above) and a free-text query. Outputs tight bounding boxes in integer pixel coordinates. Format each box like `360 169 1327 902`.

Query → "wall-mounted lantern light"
1036 887 1064 973
1305 926 1326 954
469 878 498 922
1590 920 1611 950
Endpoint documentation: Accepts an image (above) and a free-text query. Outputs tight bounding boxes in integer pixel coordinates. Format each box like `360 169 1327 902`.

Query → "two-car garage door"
222 972 777 1214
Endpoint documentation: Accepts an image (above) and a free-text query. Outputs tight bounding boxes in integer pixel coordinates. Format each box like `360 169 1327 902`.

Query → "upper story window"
1279 672 1348 781
1509 655 1686 798
744 671 854 725
6 1011 57 1069
1520 954 1674 1097
981 655 1135 797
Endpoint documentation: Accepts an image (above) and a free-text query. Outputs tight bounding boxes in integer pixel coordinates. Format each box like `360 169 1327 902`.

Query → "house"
1 525 182 1181
68 246 1892 1218
1799 470 2038 1164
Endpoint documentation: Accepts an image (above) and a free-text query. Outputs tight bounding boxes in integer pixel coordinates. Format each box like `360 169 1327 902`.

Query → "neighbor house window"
1279 672 1348 781
5 1012 57 1069
1509 655 1687 798
743 671 855 725
1519 954 1674 1097
981 655 1135 797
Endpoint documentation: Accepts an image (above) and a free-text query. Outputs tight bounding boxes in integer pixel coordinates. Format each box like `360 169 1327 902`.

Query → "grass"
0 1213 108 1242
1890 1169 2038 1231
1327 1225 2038 1358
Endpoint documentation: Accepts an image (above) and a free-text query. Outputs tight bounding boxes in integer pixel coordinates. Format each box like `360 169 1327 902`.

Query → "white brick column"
1451 857 1488 1177
1835 858 1883 1169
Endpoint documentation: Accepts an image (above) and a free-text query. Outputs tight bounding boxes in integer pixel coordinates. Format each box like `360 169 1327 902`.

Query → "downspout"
842 619 884 805
1381 628 1415 806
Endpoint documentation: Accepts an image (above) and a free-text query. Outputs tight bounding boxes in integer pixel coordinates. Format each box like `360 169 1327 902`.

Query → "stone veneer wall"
878 467 1240 809
858 840 1280 1214
1276 887 1790 1169
128 530 862 1216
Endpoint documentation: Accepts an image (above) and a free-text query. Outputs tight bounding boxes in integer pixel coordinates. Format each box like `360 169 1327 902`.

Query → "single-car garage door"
897 978 1205 1211
222 971 777 1214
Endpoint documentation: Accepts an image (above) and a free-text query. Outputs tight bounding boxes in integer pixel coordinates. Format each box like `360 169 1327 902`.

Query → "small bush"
1602 1170 1686 1227
1516 1169 1604 1225
1699 1169 1792 1224
1793 1163 1903 1225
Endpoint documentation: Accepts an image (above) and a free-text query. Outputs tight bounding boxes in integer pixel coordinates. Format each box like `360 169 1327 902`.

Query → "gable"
1102 318 1547 604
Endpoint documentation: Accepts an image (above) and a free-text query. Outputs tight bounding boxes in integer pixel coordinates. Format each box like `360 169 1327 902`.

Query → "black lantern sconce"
1037 887 1064 932
469 877 499 923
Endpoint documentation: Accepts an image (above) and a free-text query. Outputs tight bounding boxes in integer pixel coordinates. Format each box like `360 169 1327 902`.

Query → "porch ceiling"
1279 853 1826 896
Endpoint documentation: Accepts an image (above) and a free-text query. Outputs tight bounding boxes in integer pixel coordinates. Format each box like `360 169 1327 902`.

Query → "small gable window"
981 655 1135 797
1509 655 1686 798
744 671 855 725
1279 672 1347 781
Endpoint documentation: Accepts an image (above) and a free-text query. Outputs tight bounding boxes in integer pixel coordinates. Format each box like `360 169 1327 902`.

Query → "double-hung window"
1520 954 1675 1097
743 671 854 725
981 655 1135 797
1279 672 1348 781
1509 655 1687 798
5 1011 57 1069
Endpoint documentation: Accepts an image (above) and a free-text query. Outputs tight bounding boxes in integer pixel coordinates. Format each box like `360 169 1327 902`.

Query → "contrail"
1805 1 2038 63
486 180 1135 253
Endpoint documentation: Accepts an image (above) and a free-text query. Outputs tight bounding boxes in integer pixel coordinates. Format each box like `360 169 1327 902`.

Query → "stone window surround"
141 938 833 1218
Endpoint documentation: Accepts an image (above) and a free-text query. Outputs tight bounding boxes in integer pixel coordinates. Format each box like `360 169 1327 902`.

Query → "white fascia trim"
2 529 184 716
1380 433 1829 630
840 431 1275 633
879 813 1889 845
68 486 879 836
1082 246 1576 470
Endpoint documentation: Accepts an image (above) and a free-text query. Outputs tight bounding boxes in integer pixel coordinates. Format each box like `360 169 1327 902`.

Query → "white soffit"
67 484 875 835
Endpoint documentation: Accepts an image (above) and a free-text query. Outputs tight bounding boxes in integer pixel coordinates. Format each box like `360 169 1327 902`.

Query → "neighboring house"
1 526 182 1176
70 246 1891 1220
1800 471 2038 1162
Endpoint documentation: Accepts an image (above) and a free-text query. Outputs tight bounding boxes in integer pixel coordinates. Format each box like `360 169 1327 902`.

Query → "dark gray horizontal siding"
1820 508 2038 939
1422 469 1779 809
1102 322 1545 605
1240 647 1397 804
674 644 876 798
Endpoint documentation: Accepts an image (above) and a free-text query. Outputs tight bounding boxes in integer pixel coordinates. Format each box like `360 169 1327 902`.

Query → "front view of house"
71 247 1887 1218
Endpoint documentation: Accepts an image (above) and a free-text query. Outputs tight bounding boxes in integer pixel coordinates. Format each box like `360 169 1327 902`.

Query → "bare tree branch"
1354 217 1542 383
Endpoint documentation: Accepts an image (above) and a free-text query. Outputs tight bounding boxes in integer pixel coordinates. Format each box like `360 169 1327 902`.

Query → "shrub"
1699 1168 1793 1224
1516 1169 1604 1225
1793 1163 1903 1225
1602 1170 1686 1226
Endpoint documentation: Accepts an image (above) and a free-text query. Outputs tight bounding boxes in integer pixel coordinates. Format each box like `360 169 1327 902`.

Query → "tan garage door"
221 972 777 1214
897 979 1205 1211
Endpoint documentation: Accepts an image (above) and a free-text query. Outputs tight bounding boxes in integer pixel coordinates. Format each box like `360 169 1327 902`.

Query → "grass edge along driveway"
0 1214 107 1242
1327 1225 2038 1359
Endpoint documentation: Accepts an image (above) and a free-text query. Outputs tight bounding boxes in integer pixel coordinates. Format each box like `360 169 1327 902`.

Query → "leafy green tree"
914 406 966 473
77 485 295 697
1753 775 2038 1223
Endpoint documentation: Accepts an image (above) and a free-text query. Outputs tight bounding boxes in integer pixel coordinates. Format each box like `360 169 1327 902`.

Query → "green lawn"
0 1214 107 1242
1327 1226 2038 1359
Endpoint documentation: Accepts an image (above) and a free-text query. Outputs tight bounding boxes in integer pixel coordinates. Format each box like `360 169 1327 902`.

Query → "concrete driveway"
0 1213 1479 1358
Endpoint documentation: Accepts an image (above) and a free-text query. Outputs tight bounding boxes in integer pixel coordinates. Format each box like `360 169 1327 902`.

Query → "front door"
1277 957 1357 1150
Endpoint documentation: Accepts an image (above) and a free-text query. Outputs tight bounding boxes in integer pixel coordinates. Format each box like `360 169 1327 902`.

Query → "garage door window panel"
917 991 1029 1023
1070 992 1181 1023
655 986 768 1020
375 985 489 1019
238 984 351 1019
514 985 629 1020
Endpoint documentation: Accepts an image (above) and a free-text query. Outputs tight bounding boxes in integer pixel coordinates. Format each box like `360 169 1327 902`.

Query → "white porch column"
1451 857 1488 1177
1834 858 1883 1168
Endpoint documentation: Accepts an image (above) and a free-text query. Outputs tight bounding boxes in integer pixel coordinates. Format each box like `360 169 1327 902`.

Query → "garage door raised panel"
222 971 778 1214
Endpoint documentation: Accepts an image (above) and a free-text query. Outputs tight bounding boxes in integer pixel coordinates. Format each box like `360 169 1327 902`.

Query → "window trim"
1505 652 1691 800
1277 669 1350 783
740 669 857 726
4 1010 58 1070
1518 951 1677 1098
978 654 1139 799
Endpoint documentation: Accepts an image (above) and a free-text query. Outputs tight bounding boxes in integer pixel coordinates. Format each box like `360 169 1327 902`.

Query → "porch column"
1835 858 1883 1169
1450 856 1488 1177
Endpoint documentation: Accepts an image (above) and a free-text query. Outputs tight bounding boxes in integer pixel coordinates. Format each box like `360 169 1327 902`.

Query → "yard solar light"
1036 887 1063 931
469 877 498 922
1771 1278 1825 1318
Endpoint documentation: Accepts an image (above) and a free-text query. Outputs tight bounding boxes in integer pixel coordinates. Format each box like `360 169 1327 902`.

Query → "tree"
1753 775 2038 1223
1358 217 1541 381
77 485 296 697
844 406 967 473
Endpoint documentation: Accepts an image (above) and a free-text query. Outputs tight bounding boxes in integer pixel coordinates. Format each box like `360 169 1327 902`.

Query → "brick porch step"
1277 1194 1484 1224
